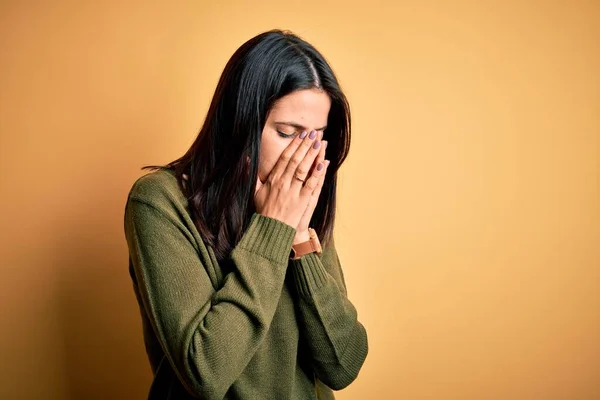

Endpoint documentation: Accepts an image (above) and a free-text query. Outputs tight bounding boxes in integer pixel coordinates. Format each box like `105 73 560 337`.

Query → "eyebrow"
274 121 328 131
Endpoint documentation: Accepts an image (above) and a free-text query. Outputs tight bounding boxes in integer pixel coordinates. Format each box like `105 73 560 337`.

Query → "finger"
299 135 325 181
303 161 326 215
304 137 326 181
281 129 318 183
313 137 327 173
302 159 329 194
285 130 322 183
311 159 329 196
267 131 309 183
300 131 326 185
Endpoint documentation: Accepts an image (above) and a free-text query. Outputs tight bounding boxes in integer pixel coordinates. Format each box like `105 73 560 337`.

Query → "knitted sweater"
123 168 368 399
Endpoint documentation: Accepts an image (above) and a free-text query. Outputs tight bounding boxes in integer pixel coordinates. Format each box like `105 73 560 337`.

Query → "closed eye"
277 130 296 139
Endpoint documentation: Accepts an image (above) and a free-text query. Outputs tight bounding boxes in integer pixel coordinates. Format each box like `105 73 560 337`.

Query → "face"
258 88 331 182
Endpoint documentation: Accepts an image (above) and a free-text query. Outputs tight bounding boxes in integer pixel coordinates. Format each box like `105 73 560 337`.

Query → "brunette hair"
143 29 351 262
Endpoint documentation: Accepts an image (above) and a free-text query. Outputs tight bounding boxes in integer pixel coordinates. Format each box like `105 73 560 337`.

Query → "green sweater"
124 168 368 399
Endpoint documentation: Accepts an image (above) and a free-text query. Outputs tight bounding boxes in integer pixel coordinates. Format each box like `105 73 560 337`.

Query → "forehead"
269 89 331 124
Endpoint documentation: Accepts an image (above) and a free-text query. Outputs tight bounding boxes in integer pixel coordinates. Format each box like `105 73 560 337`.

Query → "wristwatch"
290 228 322 260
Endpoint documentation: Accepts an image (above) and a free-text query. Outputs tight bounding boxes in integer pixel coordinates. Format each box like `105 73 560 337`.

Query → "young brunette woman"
124 29 368 400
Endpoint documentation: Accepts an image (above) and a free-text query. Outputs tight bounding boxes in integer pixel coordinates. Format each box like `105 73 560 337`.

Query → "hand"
254 130 328 230
294 131 329 244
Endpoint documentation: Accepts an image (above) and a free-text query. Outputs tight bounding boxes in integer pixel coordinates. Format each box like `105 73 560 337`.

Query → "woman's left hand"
293 131 329 245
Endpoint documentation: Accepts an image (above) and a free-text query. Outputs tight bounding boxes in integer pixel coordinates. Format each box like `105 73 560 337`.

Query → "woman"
124 29 368 399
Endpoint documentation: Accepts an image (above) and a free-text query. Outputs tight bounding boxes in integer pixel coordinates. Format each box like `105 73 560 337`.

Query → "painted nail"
309 130 317 139
317 163 324 171
323 141 328 150
313 140 320 149
300 131 308 139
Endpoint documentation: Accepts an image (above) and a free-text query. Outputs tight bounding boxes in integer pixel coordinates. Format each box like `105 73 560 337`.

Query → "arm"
288 241 369 390
125 198 295 399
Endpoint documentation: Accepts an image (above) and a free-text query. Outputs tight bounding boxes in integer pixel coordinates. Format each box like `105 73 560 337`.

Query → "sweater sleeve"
124 198 295 399
288 241 369 390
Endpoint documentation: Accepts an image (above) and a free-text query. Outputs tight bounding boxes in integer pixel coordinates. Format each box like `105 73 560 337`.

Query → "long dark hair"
143 29 351 262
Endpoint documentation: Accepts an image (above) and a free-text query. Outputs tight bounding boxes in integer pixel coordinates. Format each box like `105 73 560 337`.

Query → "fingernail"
323 141 328 150
309 130 317 139
300 131 308 139
313 140 320 149
317 163 324 171
325 160 330 167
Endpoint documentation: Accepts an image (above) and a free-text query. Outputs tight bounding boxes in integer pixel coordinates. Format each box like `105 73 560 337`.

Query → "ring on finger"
294 173 306 183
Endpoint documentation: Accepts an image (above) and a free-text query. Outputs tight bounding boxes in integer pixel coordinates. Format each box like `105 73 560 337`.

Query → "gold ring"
294 174 305 183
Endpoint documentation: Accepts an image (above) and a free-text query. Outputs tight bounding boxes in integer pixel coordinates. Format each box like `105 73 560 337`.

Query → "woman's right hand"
254 130 327 229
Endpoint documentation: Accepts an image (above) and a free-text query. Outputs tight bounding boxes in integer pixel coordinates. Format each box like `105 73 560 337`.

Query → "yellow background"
1 1 598 399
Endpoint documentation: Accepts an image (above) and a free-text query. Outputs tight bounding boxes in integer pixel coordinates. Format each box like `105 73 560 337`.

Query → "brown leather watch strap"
290 241 316 259
290 228 322 260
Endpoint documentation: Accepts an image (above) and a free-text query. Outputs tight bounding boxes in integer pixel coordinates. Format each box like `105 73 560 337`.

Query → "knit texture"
123 168 368 399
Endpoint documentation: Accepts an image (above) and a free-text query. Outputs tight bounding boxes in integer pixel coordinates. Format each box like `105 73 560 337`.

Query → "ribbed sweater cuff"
236 213 296 264
290 253 328 297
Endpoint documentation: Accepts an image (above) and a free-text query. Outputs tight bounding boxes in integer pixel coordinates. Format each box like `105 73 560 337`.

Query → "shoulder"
123 169 200 255
126 167 186 211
